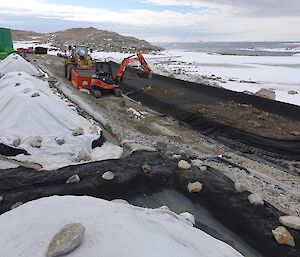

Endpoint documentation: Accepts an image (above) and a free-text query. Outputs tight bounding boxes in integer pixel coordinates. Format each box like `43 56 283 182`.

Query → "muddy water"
128 189 263 257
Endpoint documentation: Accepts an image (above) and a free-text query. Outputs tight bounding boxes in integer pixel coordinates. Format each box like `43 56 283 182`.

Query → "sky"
0 0 300 42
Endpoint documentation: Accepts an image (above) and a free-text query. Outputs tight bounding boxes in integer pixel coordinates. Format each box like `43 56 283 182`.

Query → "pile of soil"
190 101 300 140
144 85 180 97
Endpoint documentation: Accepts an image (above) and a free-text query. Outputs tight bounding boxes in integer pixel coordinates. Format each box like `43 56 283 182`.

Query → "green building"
0 28 14 60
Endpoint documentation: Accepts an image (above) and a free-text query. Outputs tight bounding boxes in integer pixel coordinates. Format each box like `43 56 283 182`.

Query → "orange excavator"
70 52 151 98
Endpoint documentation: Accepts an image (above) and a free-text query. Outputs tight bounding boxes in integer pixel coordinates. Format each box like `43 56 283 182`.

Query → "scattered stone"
29 136 43 148
11 202 23 210
73 150 91 162
248 193 264 206
142 164 152 174
290 131 300 136
187 181 203 193
72 127 84 136
66 175 80 184
0 196 3 203
112 199 129 204
179 212 195 226
47 223 85 257
288 90 298 95
31 92 40 98
90 125 99 134
102 171 115 181
199 166 207 171
279 216 300 230
178 160 191 170
243 90 254 95
12 138 21 147
159 205 170 211
55 138 65 145
15 82 21 87
272 226 295 247
172 154 182 159
255 88 276 100
234 182 246 193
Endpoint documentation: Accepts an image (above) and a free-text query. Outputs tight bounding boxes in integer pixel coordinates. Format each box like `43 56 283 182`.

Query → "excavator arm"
115 52 151 84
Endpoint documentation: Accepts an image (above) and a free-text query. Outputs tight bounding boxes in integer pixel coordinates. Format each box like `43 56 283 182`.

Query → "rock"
111 199 129 204
73 150 91 162
11 202 23 210
272 226 295 247
191 159 203 167
179 212 195 226
234 182 246 193
279 216 300 230
288 90 298 95
187 181 203 193
243 90 254 95
90 125 100 134
199 166 207 171
0 196 3 203
29 136 42 148
47 223 85 257
248 193 264 206
255 88 276 100
290 131 300 136
142 164 152 174
15 82 21 87
72 127 84 136
55 138 65 145
178 160 191 170
66 175 80 184
31 92 40 98
12 138 21 147
159 205 170 211
102 171 115 181
156 141 180 154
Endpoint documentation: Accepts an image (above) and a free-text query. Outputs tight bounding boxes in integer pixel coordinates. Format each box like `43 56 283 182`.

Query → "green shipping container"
0 28 14 59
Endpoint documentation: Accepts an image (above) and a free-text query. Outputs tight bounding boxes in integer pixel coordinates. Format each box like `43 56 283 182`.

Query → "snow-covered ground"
0 54 122 170
0 195 243 257
91 50 300 106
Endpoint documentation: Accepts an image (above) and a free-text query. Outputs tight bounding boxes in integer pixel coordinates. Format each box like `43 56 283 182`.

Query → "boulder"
55 138 65 145
0 196 3 203
178 160 191 170
279 216 300 230
272 226 295 247
290 131 300 137
288 90 298 95
29 136 43 148
234 182 246 193
111 199 129 204
187 181 203 193
102 171 115 181
73 150 91 162
66 175 80 184
11 202 23 210
47 223 85 257
142 164 152 174
31 92 40 98
12 138 21 147
243 90 255 95
199 166 207 171
248 193 264 206
255 88 276 100
179 212 195 226
72 127 84 136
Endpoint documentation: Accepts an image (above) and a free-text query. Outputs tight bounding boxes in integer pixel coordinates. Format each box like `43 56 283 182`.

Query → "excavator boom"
115 52 151 84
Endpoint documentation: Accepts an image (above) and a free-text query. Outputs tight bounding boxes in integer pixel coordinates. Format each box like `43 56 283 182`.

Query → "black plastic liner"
0 151 299 257
111 63 300 159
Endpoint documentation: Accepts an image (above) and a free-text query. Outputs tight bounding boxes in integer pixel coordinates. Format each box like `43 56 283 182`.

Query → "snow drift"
0 53 41 76
0 72 101 156
0 196 243 257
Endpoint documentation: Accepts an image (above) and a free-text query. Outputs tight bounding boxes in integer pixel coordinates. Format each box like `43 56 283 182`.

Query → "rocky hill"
12 27 161 53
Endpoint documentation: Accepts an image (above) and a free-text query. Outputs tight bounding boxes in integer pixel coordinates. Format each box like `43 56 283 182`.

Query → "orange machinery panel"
71 68 94 89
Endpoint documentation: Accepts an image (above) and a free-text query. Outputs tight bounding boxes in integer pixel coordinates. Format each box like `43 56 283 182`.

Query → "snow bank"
0 53 41 76
0 196 243 257
0 72 101 156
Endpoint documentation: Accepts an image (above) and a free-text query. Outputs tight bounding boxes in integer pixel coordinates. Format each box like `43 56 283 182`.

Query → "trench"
128 189 263 257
